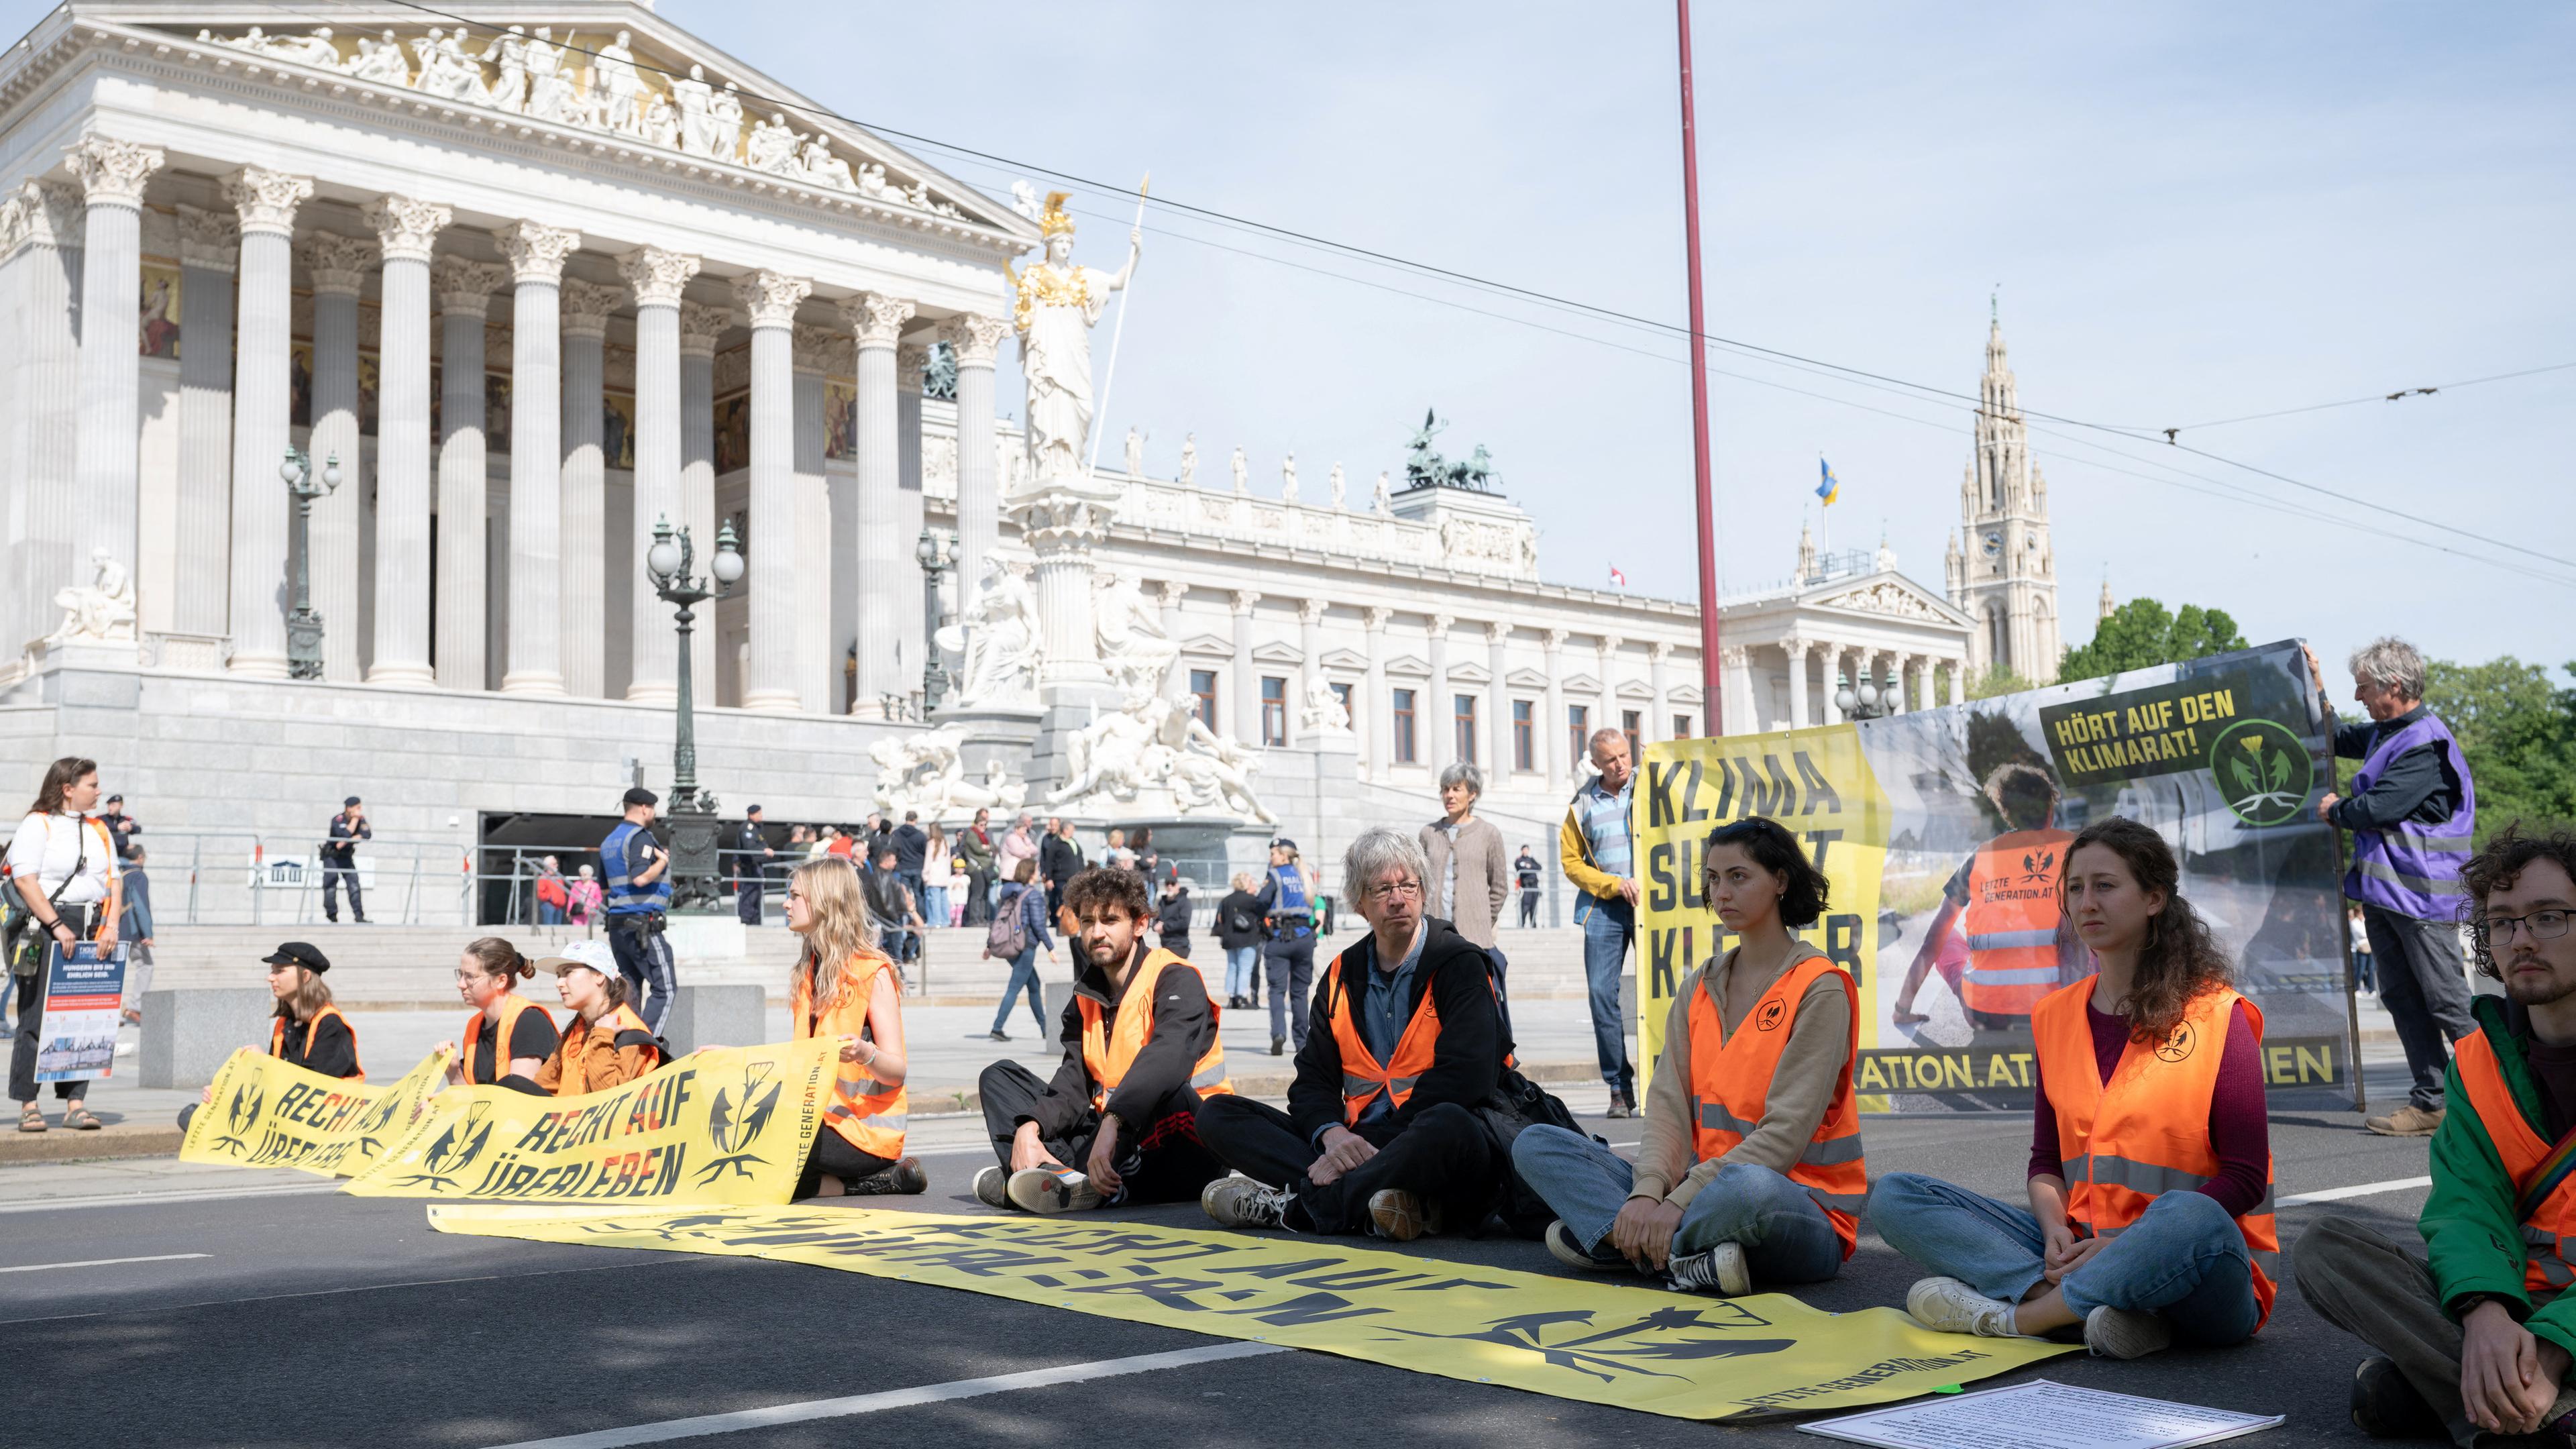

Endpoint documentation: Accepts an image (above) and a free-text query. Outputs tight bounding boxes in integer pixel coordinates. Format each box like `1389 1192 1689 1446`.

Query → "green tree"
2057 597 2250 684
2422 657 2576 845
1967 666 2039 700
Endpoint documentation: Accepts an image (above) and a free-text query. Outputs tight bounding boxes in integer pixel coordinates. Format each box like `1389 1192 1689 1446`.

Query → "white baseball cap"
533 938 618 977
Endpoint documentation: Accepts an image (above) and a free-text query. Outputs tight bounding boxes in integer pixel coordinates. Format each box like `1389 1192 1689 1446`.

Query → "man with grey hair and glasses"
2307 637 2477 1137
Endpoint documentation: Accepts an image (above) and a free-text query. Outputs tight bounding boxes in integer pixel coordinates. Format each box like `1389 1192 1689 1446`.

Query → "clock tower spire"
1947 309 2061 682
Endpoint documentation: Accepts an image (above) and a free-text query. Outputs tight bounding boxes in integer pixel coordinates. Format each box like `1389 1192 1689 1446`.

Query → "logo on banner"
2210 718 2312 827
696 1060 784 1185
1391 1305 1796 1383
211 1079 266 1156
394 1101 496 1191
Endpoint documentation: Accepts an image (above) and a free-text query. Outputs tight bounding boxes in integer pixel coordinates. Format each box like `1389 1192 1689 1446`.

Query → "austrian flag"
1609 564 1627 588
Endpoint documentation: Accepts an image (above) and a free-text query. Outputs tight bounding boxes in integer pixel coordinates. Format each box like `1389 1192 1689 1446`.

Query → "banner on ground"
1635 639 2354 1108
341 1038 837 1205
430 1205 2074 1419
179 1046 454 1177
34 943 125 1083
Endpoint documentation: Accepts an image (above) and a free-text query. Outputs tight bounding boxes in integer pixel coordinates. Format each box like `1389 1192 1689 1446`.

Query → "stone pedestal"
141 988 271 1088
930 702 1044 785
665 983 765 1055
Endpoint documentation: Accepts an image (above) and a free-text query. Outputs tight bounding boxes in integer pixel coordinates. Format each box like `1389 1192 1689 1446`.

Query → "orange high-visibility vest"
2032 977 2279 1329
2454 1031 2576 1297
1960 828 2074 1018
1077 947 1232 1113
462 995 554 1085
792 949 907 1159
553 1003 663 1097
271 1003 365 1081
1323 959 1444 1126
1685 951 1866 1259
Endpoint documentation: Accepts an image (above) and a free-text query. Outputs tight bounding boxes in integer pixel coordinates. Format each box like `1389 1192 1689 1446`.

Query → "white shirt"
5 812 119 906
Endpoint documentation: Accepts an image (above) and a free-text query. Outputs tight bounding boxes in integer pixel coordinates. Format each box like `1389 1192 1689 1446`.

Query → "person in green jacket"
2295 824 2576 1444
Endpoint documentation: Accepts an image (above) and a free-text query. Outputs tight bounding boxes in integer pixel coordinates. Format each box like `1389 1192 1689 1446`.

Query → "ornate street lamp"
280 446 341 680
1835 671 1893 721
915 527 953 714
645 514 745 910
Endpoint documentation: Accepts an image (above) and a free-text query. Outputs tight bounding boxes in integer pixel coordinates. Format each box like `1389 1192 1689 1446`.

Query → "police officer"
1254 837 1320 1057
601 787 677 1034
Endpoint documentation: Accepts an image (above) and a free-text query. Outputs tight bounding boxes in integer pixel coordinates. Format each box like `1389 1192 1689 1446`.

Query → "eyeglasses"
2481 910 2571 947
1362 881 1422 903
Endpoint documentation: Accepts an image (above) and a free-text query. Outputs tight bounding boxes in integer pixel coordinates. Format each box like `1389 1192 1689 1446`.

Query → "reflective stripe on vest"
272 1003 365 1081
2453 1030 2576 1299
602 821 671 916
555 1003 661 1096
2343 713 2478 918
462 996 552 1085
1324 953 1444 1126
1686 951 1868 1254
792 949 908 1159
1960 829 2072 1017
2032 977 2279 1330
1076 948 1234 1112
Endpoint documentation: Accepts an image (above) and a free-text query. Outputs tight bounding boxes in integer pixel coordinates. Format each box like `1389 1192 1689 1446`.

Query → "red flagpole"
1676 0 1723 733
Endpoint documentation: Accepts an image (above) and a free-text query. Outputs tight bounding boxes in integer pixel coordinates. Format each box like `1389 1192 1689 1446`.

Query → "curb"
0 1121 184 1167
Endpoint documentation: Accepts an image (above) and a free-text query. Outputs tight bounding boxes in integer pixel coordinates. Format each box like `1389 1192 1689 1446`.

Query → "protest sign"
34 943 125 1082
179 1046 454 1177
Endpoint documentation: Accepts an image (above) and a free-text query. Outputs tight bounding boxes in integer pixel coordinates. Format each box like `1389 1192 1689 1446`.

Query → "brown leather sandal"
17 1104 44 1133
62 1105 102 1130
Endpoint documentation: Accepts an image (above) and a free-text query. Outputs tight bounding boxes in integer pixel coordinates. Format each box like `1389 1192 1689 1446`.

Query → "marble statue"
674 64 720 157
268 26 342 68
1328 463 1346 511
1171 734 1277 824
50 549 136 645
523 27 578 123
345 30 413 85
1047 694 1275 824
1230 446 1248 495
1011 180 1042 222
710 83 746 161
1093 576 1180 703
855 163 895 200
1124 427 1144 478
481 26 528 113
1177 433 1197 485
868 723 1025 818
800 136 855 191
642 91 680 149
411 30 487 103
1301 676 1352 736
745 113 800 174
1371 471 1393 516
936 555 1038 708
1008 191 1140 490
594 31 647 136
1281 453 1299 504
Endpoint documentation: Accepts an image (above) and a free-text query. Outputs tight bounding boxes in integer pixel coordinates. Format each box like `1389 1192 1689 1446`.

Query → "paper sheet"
1800 1379 2282 1449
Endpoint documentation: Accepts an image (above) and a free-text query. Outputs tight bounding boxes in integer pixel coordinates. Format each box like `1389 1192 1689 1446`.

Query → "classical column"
938 312 1008 591
733 270 810 712
1542 628 1568 789
170 204 238 663
894 339 927 701
791 322 834 714
840 290 912 715
493 222 578 695
1946 657 1966 707
301 233 370 682
11 181 83 657
1595 635 1621 753
1363 606 1391 779
1301 600 1330 748
558 277 622 698
1230 591 1260 742
1648 640 1672 742
1428 613 1454 771
223 166 313 678
360 195 449 686
677 299 725 704
1485 621 1511 771
67 136 164 622
1157 582 1188 695
616 250 698 702
1784 638 1811 728
431 256 502 689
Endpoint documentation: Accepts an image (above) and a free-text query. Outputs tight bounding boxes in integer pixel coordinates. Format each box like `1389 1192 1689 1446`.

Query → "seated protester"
437 936 560 1097
786 857 926 1198
178 940 358 1131
975 865 1231 1214
1514 818 1861 1295
2296 825 2576 1444
1196 826 1501 1242
1870 815 2276 1360
532 939 665 1095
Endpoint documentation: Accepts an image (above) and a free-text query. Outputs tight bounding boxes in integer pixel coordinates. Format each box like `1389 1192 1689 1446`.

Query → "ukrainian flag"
1816 457 1839 506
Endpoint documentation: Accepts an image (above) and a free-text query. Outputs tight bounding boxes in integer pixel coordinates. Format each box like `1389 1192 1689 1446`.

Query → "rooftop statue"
1008 192 1140 492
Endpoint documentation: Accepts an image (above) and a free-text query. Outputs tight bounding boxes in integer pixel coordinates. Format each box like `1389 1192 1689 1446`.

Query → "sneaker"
1545 1220 1622 1273
1666 1241 1752 1296
2350 1356 2445 1439
1905 1277 2023 1338
2366 1104 2445 1137
850 1156 928 1195
972 1165 1010 1210
2083 1303 2174 1360
983 1030 1009 1042
1008 1165 1100 1214
1603 1093 1633 1120
1368 1189 1443 1242
1270 1036 1286 1057
1202 1174 1293 1230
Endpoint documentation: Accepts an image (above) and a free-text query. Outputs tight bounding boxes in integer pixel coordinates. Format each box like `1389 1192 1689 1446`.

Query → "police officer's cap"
262 941 331 973
622 786 659 808
1271 837 1298 853
343 795 362 808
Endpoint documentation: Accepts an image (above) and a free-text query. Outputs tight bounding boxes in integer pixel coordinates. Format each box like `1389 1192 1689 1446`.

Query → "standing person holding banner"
1515 818 1862 1295
176 941 360 1130
439 937 560 1096
531 940 665 1095
786 857 926 1198
6 757 120 1132
1872 817 2277 1360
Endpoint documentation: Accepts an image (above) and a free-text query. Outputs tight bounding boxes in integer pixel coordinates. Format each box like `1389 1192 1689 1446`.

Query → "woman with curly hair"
786 857 925 1198
1870 816 2277 1360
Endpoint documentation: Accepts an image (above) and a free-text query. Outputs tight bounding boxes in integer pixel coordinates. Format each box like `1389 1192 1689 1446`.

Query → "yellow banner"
341 1038 838 1205
178 1046 454 1178
1633 726 1892 1085
431 1205 2069 1419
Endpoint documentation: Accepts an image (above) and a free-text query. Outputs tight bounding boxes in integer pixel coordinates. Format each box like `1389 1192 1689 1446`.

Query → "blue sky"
30 1 2571 676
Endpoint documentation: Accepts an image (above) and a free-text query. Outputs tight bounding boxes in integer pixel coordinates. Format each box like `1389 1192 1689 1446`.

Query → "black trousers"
323 863 364 922
1263 935 1316 1048
735 877 763 925
1517 888 1539 928
1195 1095 1493 1236
10 904 101 1105
796 1130 900 1199
964 868 994 924
978 1060 1224 1206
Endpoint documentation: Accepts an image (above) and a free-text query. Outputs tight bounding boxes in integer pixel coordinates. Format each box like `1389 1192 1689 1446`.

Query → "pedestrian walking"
533 854 570 926
5 757 121 1132
920 822 956 930
2306 639 2478 1137
1255 837 1321 1056
982 858 1057 1041
1215 871 1265 1010
601 787 678 1034
1561 727 1640 1117
1515 845 1542 928
321 796 370 924
959 808 998 926
734 806 774 926
119 844 156 1025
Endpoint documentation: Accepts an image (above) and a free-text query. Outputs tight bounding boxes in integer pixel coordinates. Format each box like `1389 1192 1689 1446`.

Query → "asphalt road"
0 1076 2437 1448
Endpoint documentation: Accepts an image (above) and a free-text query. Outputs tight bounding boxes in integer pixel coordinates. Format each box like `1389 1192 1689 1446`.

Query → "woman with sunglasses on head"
437 936 561 1096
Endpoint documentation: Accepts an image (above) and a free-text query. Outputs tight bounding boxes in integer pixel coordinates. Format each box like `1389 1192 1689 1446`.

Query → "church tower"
1943 310 2061 682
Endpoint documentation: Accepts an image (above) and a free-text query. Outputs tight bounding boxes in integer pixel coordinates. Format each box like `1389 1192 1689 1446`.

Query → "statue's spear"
1084 174 1150 483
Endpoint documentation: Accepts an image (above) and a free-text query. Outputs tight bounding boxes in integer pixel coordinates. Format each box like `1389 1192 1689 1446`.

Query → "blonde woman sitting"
786 857 926 1197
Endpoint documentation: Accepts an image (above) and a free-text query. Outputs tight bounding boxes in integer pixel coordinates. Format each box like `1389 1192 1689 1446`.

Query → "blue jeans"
1510 1126 1843 1287
1224 945 1259 1000
922 885 950 928
1578 896 1636 1097
1867 1172 2261 1346
989 945 1046 1035
537 902 566 926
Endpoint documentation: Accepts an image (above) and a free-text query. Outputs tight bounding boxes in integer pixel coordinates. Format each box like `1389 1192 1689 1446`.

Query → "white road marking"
0 1182 342 1216
484 1342 1291 1448
2279 1176 2433 1207
0 1252 210 1274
